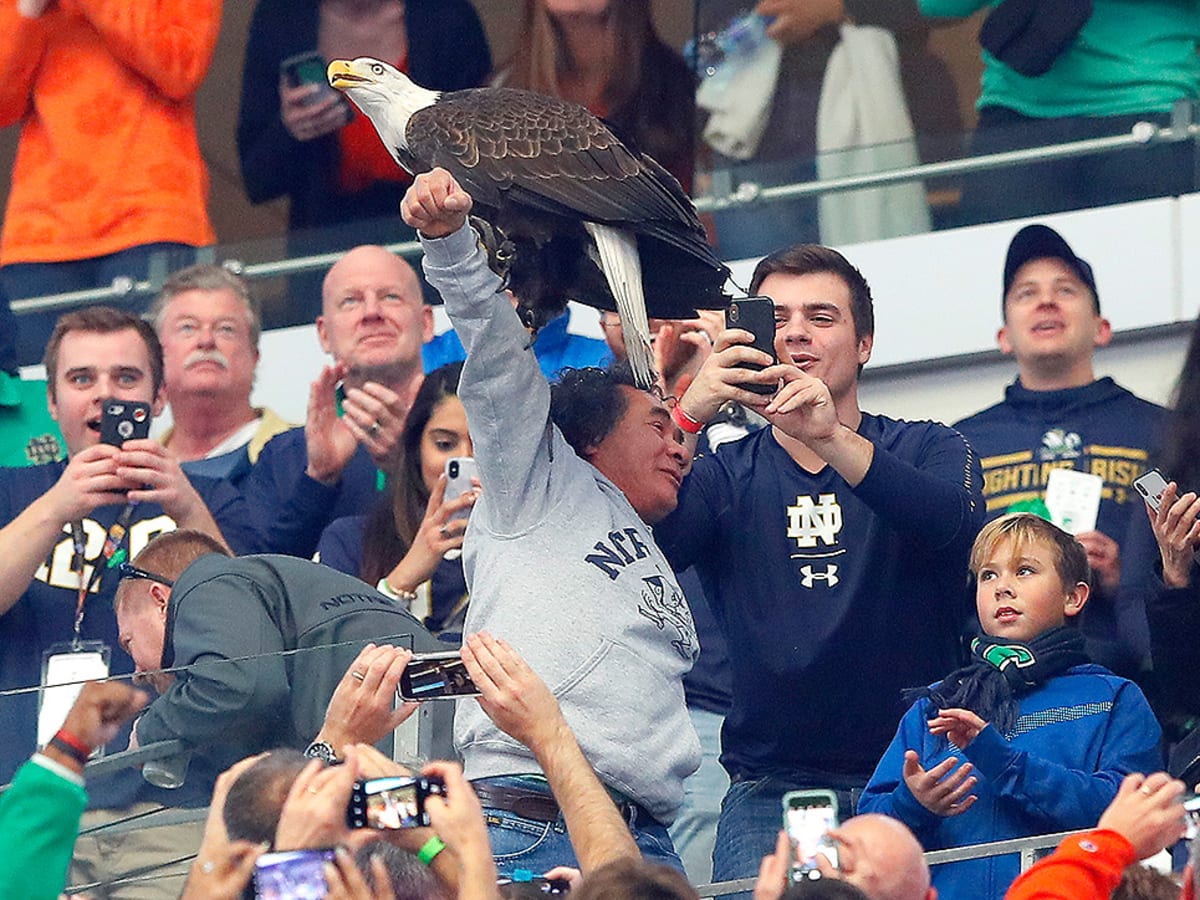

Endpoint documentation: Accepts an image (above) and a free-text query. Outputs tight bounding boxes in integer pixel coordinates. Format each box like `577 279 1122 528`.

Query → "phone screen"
348 776 428 829
254 849 334 899
399 652 479 701
785 794 838 880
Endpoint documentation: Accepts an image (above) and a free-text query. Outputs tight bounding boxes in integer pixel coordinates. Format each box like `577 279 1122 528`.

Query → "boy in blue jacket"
858 513 1163 900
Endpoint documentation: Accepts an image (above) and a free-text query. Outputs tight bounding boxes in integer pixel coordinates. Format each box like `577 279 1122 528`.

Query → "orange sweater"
1003 830 1136 900
0 0 220 265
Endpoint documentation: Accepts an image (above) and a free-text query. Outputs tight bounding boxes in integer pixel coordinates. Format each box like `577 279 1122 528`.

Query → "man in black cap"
954 223 1163 676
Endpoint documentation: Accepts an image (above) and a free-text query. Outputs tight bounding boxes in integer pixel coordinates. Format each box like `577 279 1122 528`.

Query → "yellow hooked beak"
327 59 369 91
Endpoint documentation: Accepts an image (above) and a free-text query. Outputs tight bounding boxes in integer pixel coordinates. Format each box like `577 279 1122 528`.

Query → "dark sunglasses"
117 562 174 588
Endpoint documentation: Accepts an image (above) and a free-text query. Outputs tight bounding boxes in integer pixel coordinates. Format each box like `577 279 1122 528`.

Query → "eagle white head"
327 57 440 157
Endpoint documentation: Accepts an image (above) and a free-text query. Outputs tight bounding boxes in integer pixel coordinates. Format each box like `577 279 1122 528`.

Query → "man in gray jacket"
401 169 700 876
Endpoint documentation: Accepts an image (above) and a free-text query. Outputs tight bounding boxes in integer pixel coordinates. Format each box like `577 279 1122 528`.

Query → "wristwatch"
303 740 339 764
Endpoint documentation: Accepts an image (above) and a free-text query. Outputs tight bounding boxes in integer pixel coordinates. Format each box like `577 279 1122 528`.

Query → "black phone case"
99 400 151 446
726 297 777 395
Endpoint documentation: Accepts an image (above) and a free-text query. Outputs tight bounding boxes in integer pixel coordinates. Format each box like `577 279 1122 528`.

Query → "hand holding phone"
444 457 480 524
100 399 151 447
725 297 778 395
399 651 480 701
253 849 334 899
279 50 352 140
346 775 446 829
1134 469 1170 513
783 789 839 882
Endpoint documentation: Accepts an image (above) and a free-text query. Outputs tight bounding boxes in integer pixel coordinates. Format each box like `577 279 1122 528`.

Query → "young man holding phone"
653 243 985 885
0 307 258 789
402 168 700 876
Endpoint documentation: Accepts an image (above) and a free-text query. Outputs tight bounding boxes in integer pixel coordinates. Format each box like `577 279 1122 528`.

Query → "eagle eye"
371 64 384 76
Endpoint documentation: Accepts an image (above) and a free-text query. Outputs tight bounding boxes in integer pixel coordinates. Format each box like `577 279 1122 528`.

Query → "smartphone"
399 651 480 701
725 296 778 395
99 399 151 446
445 456 480 523
497 875 572 894
281 50 351 114
253 848 334 899
346 775 445 829
783 789 839 883
1133 468 1169 512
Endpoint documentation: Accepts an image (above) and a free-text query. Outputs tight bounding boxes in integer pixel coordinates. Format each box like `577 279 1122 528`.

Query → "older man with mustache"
152 264 292 484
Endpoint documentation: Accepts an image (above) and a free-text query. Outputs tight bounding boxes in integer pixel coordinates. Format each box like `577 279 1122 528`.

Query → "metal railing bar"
9 114 1196 317
80 739 187 779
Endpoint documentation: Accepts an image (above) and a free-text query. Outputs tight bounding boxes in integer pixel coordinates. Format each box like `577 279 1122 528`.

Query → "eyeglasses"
117 562 174 588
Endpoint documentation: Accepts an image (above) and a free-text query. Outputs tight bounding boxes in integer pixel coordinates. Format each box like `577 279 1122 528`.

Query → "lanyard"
72 502 137 644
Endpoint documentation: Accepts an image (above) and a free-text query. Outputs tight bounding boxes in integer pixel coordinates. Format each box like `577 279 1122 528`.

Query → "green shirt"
0 372 64 467
0 758 87 898
920 0 1200 118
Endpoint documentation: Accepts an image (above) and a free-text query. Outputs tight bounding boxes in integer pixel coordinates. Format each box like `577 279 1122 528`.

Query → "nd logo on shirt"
787 492 844 589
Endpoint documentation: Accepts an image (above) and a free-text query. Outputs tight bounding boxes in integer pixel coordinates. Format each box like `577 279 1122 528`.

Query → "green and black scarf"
904 626 1089 734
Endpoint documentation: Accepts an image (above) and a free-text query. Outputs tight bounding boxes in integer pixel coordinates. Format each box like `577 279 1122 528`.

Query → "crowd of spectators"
1 2 1199 900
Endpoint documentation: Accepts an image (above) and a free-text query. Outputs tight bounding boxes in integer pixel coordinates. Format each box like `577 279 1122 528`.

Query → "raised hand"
902 750 978 817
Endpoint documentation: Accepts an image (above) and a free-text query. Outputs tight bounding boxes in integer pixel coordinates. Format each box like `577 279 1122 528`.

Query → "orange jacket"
1003 830 1136 900
0 0 219 265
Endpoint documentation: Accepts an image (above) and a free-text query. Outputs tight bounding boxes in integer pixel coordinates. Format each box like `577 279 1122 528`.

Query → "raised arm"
461 631 640 871
0 7 48 127
69 0 221 101
404 169 568 534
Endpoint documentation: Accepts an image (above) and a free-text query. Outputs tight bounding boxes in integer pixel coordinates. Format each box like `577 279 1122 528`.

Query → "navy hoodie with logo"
954 377 1163 671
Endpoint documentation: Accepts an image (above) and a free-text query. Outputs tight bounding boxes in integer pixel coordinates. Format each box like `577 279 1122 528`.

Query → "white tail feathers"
585 223 654 389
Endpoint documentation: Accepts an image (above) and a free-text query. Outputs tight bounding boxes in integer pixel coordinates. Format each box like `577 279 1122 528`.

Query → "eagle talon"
470 216 515 292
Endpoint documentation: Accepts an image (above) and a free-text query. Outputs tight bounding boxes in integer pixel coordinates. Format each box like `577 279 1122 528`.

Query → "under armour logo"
787 493 843 548
799 564 839 588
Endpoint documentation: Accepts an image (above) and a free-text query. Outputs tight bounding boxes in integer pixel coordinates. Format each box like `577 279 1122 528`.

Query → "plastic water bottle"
684 12 774 91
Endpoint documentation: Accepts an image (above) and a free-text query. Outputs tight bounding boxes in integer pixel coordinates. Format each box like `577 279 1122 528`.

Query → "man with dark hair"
401 169 699 876
954 224 1164 675
655 242 984 884
150 263 291 483
0 306 258 788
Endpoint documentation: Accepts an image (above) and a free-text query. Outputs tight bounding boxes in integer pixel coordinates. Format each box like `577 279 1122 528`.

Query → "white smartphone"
1133 468 1170 512
783 789 839 882
444 457 479 523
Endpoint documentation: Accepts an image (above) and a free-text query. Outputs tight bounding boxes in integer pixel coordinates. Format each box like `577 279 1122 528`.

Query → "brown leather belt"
473 782 639 825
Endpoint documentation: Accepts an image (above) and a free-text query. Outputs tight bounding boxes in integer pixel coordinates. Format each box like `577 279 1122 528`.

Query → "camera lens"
449 461 459 478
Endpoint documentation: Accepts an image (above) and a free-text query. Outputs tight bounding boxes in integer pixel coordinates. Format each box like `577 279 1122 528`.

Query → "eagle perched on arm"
327 57 730 388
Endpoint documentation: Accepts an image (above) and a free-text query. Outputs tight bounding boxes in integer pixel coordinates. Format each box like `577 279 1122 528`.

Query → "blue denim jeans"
668 707 729 885
476 775 684 879
711 777 859 897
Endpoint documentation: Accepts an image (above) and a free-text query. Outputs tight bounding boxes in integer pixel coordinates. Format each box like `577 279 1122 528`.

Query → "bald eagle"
327 57 730 388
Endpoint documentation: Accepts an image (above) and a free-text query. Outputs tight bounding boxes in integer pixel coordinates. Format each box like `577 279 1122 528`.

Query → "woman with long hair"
316 362 475 639
499 0 697 192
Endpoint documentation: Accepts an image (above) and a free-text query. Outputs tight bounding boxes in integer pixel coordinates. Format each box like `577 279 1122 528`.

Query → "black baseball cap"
1002 224 1100 313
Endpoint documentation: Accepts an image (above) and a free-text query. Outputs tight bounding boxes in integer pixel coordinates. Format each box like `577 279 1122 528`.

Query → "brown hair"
361 362 464 586
501 1 696 189
750 244 875 341
43 306 164 402
571 858 698 900
969 513 1090 590
127 529 230 584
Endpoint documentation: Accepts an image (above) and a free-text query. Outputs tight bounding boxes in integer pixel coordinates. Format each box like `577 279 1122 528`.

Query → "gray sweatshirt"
421 225 700 823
